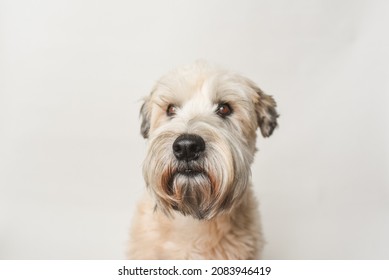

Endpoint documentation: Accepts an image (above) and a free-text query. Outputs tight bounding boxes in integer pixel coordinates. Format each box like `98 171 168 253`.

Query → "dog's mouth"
171 161 205 177
177 168 203 176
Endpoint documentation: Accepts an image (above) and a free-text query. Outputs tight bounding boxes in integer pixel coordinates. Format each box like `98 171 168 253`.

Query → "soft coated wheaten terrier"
128 61 278 259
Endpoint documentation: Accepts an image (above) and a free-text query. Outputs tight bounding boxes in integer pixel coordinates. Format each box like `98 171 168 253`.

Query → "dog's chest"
155 214 254 259
129 191 262 259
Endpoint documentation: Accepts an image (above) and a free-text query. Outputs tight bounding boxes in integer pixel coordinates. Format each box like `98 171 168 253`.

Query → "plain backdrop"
0 0 388 259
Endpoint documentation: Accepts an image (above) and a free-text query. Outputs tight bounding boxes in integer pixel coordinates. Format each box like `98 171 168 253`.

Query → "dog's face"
140 62 278 219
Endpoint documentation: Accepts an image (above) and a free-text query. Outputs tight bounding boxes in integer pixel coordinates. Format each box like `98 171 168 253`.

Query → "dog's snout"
173 134 205 161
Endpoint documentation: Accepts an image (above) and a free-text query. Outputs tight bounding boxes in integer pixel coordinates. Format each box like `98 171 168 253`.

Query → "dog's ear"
140 96 151 139
254 87 279 137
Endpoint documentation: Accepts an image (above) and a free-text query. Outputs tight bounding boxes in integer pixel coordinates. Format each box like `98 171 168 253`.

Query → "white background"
0 0 388 259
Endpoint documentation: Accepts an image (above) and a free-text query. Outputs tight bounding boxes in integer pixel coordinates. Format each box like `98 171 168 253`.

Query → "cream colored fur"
128 61 278 259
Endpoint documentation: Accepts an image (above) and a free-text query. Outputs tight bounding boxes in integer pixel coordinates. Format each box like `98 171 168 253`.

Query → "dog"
128 61 278 259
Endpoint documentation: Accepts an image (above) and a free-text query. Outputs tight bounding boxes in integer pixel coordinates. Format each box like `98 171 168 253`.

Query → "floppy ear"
139 96 151 139
254 87 279 137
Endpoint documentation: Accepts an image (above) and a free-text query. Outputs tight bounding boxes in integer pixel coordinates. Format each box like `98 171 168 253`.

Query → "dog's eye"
216 103 232 117
166 104 177 117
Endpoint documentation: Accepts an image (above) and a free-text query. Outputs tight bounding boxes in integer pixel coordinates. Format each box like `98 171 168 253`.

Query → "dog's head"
140 61 278 219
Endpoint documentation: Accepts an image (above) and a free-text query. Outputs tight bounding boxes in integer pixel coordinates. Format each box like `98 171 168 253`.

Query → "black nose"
172 134 205 161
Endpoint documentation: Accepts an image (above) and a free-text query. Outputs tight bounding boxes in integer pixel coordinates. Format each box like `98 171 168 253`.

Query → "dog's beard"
150 158 216 219
143 130 252 220
168 170 213 219
145 157 243 220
